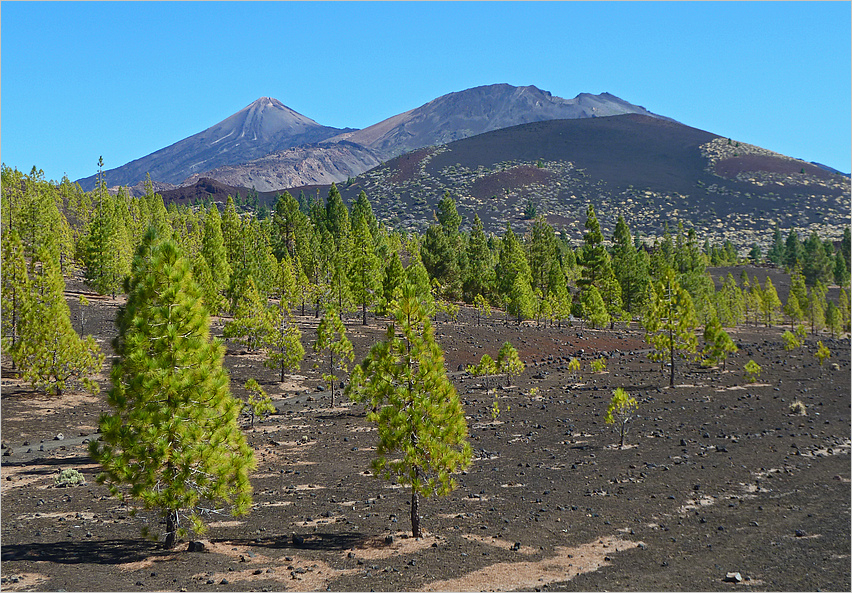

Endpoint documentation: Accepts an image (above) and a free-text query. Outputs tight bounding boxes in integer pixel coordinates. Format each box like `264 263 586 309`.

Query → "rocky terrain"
76 85 673 192
77 98 353 191
1 267 849 592
326 116 850 250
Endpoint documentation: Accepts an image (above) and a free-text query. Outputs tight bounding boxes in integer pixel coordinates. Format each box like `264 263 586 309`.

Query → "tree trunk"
164 509 178 549
669 326 675 387
620 421 626 449
329 353 335 407
362 302 367 326
410 486 421 538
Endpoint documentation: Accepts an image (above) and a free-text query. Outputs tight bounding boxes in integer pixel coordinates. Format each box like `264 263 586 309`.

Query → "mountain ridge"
76 84 673 192
76 97 353 190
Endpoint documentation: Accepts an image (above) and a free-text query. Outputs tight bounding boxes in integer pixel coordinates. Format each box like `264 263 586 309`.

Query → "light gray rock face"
76 97 349 190
326 84 672 161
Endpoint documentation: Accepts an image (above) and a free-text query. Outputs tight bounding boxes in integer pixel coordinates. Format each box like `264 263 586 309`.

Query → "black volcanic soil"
1 272 850 592
714 155 835 180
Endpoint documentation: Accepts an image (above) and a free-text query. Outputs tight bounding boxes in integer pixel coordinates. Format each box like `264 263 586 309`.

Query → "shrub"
815 340 831 368
591 358 607 373
605 388 638 449
789 400 807 416
55 468 86 487
744 359 762 383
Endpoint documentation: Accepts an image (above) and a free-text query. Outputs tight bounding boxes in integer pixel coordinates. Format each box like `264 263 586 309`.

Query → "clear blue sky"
2 1 850 182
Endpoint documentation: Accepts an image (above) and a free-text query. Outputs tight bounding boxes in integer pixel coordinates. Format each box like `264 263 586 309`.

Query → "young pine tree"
345 283 472 537
1 230 30 365
223 276 270 352
314 306 354 407
350 215 382 325
265 301 305 383
497 341 525 387
605 388 638 449
91 229 254 549
15 248 104 395
643 270 699 387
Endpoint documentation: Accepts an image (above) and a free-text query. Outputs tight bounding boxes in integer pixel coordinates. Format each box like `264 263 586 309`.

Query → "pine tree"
714 273 744 327
758 277 782 327
784 230 802 271
527 217 557 297
192 254 225 316
605 388 638 449
84 191 131 297
265 301 305 383
581 285 610 329
463 214 491 302
784 290 804 330
767 223 786 265
509 272 536 324
378 250 405 316
497 341 525 387
495 223 531 301
578 204 608 290
223 276 270 352
314 306 353 407
1 230 30 364
802 230 833 286
404 246 435 315
467 353 498 390
15 247 104 395
837 288 851 332
643 270 699 387
221 196 242 271
350 190 379 246
350 215 382 325
201 204 231 307
271 191 305 260
611 215 647 315
345 283 472 537
825 301 842 338
244 379 274 428
91 229 254 549
806 281 827 335
702 315 737 371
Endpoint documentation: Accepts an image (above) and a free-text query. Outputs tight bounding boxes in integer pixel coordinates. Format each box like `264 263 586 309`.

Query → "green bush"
55 468 86 487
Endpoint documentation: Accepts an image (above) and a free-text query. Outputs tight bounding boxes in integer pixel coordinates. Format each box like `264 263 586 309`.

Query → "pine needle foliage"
314 306 354 407
643 270 699 387
497 341 525 387
90 229 254 549
605 387 638 449
346 283 472 537
15 247 103 395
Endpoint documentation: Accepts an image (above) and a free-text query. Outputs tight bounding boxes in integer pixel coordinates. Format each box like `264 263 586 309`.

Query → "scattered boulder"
187 541 206 552
724 572 743 583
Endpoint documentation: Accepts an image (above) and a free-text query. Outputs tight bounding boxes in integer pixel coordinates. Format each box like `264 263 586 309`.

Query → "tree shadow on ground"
219 531 367 552
1 539 163 565
1 454 94 469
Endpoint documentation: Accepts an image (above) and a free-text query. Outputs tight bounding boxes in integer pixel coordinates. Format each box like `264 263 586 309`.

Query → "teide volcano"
76 97 353 190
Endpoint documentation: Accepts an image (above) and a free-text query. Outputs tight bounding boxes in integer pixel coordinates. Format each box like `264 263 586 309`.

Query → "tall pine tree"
91 229 254 549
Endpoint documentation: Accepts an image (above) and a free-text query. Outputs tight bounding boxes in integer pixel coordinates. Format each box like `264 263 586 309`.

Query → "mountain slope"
77 97 352 190
326 84 671 160
313 115 849 248
180 141 382 192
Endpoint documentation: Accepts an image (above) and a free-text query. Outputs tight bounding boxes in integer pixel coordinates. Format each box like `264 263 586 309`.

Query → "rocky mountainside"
76 97 352 190
78 85 671 192
180 141 382 193
326 84 671 160
291 115 850 250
